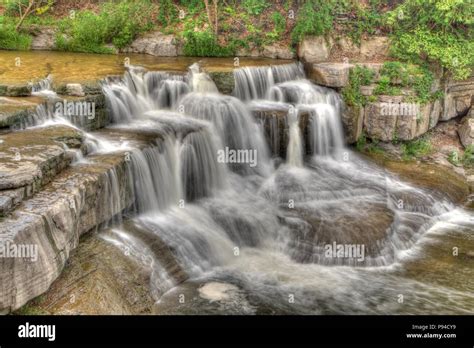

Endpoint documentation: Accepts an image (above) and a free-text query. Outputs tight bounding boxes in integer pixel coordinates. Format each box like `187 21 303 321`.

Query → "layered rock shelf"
0 125 169 312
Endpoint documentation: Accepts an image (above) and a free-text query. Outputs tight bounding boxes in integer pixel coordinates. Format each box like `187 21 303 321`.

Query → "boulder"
122 31 178 57
306 62 354 88
31 27 56 50
297 36 333 63
207 71 235 95
66 83 85 97
458 109 474 148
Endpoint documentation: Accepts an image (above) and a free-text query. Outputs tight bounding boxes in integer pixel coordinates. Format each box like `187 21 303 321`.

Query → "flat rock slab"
0 125 83 214
0 96 45 128
0 125 82 190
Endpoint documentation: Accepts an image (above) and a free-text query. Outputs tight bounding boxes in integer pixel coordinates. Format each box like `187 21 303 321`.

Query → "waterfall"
31 75 57 98
95 61 474 314
188 63 219 93
233 62 304 100
267 80 344 157
286 108 303 166
180 93 271 176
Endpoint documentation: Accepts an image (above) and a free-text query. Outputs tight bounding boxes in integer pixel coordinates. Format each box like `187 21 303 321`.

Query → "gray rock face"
0 151 135 313
458 109 474 148
442 77 474 121
297 36 332 63
262 44 295 60
342 105 364 144
363 99 441 141
360 36 390 60
306 62 354 88
251 104 310 158
122 32 178 56
31 28 56 51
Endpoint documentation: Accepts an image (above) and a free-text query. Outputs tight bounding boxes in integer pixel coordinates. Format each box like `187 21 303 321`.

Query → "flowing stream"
24 62 474 314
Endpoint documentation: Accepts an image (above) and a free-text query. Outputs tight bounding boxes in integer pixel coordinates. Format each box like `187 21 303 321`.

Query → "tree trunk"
203 0 213 31
16 0 35 31
213 0 218 35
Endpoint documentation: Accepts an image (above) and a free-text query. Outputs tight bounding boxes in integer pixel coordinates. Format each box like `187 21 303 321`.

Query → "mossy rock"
208 71 235 95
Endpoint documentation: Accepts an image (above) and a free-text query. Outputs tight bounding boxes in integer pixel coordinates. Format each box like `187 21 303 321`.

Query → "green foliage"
242 0 269 15
4 0 29 16
266 11 286 42
183 30 233 57
0 15 31 50
450 145 474 167
387 0 473 80
342 66 375 106
56 0 154 53
448 150 461 166
400 136 432 160
463 145 474 167
102 1 155 49
373 75 401 96
355 133 367 151
291 0 334 45
56 11 112 53
372 62 436 104
347 2 384 44
355 133 384 154
158 0 177 26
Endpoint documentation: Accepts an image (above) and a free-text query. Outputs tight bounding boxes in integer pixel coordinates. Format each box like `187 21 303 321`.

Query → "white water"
17 62 472 314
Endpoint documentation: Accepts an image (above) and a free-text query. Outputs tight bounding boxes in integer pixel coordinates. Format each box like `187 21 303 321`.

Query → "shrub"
56 0 154 53
387 0 473 80
183 30 233 57
291 0 335 45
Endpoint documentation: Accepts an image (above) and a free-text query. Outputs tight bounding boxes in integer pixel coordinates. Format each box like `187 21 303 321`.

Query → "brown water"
0 50 292 85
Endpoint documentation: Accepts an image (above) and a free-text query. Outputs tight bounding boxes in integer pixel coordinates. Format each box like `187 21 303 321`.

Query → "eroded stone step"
0 125 84 214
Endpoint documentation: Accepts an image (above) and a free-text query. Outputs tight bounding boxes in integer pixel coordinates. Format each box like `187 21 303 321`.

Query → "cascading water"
233 62 305 100
30 61 470 314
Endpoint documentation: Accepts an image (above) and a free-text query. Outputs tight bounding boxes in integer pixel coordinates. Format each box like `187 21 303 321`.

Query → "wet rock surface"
0 125 83 213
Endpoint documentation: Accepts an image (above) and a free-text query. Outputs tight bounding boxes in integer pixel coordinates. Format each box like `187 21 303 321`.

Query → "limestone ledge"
0 150 132 313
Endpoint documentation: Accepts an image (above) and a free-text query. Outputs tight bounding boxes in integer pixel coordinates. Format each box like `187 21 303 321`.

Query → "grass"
0 16 32 50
